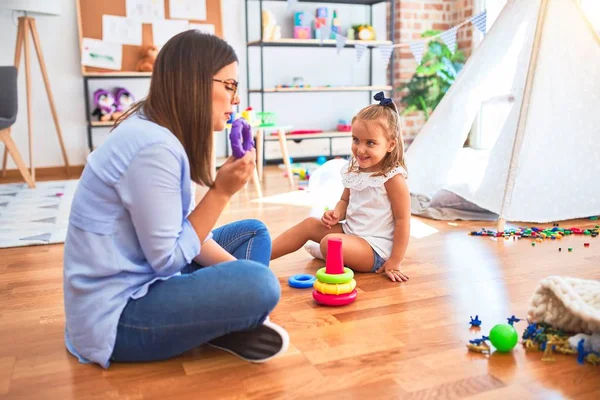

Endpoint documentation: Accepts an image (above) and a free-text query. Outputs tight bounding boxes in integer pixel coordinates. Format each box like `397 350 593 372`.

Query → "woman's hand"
376 258 409 282
213 149 256 197
321 210 339 229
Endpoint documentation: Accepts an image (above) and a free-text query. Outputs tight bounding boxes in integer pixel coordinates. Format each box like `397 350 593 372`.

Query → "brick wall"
388 0 474 145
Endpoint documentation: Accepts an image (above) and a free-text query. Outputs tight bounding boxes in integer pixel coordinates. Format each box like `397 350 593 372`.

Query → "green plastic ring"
316 267 354 284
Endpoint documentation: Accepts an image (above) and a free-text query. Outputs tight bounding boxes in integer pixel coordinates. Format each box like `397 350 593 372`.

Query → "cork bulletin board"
76 0 223 74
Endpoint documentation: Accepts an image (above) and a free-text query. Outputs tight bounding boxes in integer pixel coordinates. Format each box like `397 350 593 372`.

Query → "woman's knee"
245 218 270 236
227 260 280 312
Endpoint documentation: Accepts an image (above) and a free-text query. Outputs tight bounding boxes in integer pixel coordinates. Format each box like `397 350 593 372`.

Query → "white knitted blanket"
527 276 600 335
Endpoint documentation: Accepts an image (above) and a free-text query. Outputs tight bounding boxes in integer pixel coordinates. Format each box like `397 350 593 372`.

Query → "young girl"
271 92 411 282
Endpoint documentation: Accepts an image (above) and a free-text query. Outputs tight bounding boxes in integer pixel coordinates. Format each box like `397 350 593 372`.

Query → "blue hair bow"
374 91 392 106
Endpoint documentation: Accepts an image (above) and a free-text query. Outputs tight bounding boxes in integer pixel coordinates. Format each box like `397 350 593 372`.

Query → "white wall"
0 0 389 169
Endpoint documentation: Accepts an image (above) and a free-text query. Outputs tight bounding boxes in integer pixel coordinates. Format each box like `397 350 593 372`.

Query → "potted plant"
396 30 466 120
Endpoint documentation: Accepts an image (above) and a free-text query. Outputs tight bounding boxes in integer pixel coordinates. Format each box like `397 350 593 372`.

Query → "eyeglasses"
213 78 239 101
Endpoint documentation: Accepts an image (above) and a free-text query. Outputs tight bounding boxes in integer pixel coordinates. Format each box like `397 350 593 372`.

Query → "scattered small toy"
469 315 482 327
469 226 599 240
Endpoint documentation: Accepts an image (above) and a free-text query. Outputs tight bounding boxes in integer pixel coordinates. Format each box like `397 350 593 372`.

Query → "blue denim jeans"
110 219 279 363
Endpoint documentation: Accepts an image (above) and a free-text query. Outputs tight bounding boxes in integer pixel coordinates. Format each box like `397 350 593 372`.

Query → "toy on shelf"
92 89 116 121
136 45 158 72
314 7 328 40
241 107 256 125
229 118 254 158
352 24 376 40
294 11 312 39
337 119 351 132
262 10 281 41
256 111 276 127
312 237 357 306
346 28 355 40
330 9 342 38
112 87 134 120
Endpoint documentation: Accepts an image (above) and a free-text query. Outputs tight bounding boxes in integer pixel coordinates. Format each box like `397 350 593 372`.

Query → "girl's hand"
321 210 339 229
213 149 256 198
376 258 409 282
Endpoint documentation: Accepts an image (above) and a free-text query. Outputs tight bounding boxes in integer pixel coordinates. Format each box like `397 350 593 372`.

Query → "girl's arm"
333 188 350 220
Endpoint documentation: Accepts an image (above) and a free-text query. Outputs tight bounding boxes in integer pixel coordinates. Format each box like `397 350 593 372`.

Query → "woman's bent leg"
211 219 271 265
111 259 282 363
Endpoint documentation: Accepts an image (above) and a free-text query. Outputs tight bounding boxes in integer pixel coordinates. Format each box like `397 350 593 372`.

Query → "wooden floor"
1 167 599 399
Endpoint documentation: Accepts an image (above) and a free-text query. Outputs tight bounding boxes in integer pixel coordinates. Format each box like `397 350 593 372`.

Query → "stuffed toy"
136 45 158 72
112 87 134 120
262 10 281 41
92 89 116 122
352 24 376 40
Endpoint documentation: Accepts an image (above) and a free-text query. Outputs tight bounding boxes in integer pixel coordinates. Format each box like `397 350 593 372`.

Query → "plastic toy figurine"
467 336 490 354
91 89 116 121
522 322 538 340
112 87 134 120
469 315 482 327
577 339 587 365
229 117 254 159
507 315 522 326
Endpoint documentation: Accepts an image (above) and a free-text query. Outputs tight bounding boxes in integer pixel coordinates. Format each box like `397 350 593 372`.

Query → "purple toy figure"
92 89 116 122
229 117 254 158
112 87 134 120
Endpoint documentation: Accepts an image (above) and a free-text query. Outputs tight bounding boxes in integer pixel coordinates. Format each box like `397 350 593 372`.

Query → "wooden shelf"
83 71 152 78
247 0 388 5
264 131 352 141
250 85 391 93
247 39 392 48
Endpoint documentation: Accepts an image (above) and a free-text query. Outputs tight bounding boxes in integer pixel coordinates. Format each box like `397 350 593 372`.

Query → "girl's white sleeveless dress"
340 161 408 260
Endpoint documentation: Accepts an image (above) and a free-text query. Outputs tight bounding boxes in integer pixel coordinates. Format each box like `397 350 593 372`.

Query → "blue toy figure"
469 315 482 327
507 315 522 326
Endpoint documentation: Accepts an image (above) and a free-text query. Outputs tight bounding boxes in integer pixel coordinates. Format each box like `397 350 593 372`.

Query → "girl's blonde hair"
348 94 407 177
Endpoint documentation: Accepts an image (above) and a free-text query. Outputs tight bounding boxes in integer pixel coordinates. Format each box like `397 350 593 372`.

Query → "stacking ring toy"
229 117 254 158
316 267 354 284
313 279 356 295
313 289 358 306
288 274 316 288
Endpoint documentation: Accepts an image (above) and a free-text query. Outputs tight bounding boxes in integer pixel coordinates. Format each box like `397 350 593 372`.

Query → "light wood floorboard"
1 166 599 399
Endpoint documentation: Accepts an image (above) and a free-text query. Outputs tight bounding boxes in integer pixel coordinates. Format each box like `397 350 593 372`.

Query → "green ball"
489 323 518 352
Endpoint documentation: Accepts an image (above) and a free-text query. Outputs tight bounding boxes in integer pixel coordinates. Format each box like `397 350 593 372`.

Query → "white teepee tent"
405 0 600 229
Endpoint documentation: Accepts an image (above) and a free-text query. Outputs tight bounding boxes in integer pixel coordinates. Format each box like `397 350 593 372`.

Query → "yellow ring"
313 279 356 295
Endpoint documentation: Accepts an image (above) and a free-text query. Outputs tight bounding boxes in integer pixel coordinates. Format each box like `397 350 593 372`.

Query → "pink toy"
312 289 357 306
326 237 344 274
313 237 357 306
294 26 311 39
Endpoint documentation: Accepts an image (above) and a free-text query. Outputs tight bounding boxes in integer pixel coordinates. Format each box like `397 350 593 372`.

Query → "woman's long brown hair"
113 30 238 187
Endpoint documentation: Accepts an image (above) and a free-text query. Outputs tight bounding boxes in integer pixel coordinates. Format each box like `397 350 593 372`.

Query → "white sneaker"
208 318 289 363
304 241 324 260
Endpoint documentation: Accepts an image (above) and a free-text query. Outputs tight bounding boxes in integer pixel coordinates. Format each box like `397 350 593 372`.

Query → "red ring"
312 289 357 306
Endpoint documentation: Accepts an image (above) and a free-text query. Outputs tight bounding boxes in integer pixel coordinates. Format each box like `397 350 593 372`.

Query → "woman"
63 31 288 369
